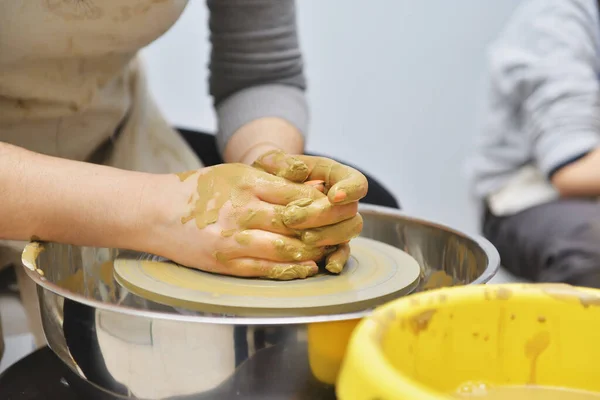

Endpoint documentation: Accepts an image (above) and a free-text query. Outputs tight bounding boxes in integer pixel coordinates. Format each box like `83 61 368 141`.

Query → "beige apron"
1 59 203 347
0 0 202 347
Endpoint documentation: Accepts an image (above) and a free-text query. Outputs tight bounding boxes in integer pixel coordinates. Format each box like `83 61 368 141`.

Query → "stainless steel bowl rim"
21 204 500 325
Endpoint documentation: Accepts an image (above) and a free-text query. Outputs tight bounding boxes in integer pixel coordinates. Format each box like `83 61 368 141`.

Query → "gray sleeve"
207 0 308 155
488 0 600 177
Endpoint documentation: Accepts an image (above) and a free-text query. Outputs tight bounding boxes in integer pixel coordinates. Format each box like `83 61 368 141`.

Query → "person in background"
0 1 398 348
468 0 600 286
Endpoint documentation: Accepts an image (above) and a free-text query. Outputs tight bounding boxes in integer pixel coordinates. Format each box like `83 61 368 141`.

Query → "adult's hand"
252 150 368 273
148 163 359 280
253 150 369 205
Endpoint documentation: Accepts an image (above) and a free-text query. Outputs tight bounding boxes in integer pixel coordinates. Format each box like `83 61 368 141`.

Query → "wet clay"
273 238 323 261
176 167 309 233
265 264 314 280
176 166 325 278
282 198 314 226
301 215 363 246
21 242 46 272
236 206 288 234
252 150 310 182
179 169 234 230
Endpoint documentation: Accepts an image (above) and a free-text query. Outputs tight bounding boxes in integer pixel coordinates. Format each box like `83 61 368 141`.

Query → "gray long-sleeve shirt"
208 0 308 155
467 0 600 206
0 0 307 165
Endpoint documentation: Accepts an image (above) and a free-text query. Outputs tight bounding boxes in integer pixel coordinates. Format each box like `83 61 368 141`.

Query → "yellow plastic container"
337 283 600 399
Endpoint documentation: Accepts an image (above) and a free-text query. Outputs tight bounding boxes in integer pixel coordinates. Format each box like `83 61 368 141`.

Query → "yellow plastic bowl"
337 283 600 399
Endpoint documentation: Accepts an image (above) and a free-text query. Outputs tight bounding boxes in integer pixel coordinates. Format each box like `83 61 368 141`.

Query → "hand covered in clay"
151 163 361 280
252 150 368 273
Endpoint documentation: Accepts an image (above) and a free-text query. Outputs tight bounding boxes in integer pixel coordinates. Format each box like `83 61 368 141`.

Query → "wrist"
239 142 284 165
128 171 201 256
126 173 178 253
223 117 305 164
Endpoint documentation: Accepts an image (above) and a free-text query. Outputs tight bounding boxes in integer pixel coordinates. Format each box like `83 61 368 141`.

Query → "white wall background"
142 0 522 233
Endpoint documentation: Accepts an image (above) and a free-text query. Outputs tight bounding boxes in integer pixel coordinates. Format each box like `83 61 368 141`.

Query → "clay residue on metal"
408 309 437 335
422 270 454 290
58 269 96 296
524 330 550 384
21 242 46 272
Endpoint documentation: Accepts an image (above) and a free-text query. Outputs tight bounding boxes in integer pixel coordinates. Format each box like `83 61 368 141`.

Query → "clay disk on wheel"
113 237 421 316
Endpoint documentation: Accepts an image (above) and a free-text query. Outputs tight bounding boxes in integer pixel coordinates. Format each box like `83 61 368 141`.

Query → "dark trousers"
483 199 600 287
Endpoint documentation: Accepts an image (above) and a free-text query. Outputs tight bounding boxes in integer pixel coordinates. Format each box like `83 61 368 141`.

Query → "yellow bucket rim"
340 283 600 399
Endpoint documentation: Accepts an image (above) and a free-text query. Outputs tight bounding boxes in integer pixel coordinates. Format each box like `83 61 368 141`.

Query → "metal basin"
21 204 499 399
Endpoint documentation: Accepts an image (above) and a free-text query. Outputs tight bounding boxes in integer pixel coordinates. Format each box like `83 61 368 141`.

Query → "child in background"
468 0 600 286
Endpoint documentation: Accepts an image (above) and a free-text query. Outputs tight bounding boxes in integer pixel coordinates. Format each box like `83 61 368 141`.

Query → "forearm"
208 0 308 161
223 117 304 164
551 147 600 197
0 142 156 248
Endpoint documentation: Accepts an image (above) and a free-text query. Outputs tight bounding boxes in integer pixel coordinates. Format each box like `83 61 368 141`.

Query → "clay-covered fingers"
299 156 368 205
217 230 326 263
282 197 358 229
252 173 326 205
252 150 310 182
253 151 368 204
324 243 351 274
223 258 319 280
300 214 363 247
234 203 296 236
304 180 326 193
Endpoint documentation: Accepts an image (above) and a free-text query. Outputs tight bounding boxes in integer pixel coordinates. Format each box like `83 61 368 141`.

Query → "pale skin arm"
0 141 361 280
223 117 304 165
0 142 158 250
551 147 600 197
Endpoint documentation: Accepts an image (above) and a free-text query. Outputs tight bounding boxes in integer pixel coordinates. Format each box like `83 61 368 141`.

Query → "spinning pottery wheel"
113 237 422 316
